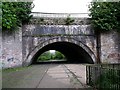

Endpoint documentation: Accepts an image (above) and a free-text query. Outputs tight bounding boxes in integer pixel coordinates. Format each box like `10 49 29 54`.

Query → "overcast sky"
32 0 92 13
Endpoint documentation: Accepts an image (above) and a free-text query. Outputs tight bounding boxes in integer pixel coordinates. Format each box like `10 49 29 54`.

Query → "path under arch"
3 64 92 89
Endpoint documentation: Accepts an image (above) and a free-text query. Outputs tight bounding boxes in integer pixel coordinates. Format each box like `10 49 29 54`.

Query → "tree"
2 1 34 30
0 2 2 29
38 52 52 61
37 51 65 61
54 51 65 59
89 1 120 32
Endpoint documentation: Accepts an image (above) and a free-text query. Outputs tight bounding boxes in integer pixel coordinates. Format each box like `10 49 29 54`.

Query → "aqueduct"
1 12 120 68
22 13 97 66
24 37 96 65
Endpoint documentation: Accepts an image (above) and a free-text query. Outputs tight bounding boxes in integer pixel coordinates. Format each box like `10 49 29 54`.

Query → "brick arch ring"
23 36 97 66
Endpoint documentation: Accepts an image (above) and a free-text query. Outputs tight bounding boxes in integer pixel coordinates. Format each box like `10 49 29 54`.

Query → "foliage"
37 51 65 61
89 1 120 32
54 51 65 59
65 16 74 25
2 2 33 30
38 51 52 61
0 2 2 29
2 66 32 72
95 69 120 89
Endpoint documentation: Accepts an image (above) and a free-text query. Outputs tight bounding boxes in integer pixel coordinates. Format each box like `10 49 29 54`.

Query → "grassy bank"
1 66 32 73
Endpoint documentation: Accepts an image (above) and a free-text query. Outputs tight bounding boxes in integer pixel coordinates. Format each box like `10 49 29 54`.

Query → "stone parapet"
29 17 91 25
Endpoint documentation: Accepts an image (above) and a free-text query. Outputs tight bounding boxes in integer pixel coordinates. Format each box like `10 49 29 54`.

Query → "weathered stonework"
0 31 2 69
29 17 91 25
101 31 120 63
22 24 97 65
1 16 120 68
2 29 22 68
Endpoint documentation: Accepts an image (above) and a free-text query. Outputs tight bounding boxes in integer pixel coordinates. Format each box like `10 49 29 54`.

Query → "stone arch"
23 36 97 66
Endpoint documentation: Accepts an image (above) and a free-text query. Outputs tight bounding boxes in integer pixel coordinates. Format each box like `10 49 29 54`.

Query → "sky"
32 0 92 13
49 50 55 54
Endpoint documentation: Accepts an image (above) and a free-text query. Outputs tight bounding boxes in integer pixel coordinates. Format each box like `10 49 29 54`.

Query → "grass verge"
1 66 32 73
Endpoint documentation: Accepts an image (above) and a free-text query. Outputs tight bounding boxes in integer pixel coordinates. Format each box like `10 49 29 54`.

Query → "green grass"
1 66 32 73
95 69 120 89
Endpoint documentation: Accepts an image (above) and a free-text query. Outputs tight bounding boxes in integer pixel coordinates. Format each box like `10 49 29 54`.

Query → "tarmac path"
2 64 92 89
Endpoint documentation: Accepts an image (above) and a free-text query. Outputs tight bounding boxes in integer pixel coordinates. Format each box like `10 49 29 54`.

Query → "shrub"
95 69 120 89
89 1 120 32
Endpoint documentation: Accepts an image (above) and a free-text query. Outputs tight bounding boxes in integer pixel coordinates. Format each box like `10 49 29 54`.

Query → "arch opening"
31 42 94 64
36 50 66 63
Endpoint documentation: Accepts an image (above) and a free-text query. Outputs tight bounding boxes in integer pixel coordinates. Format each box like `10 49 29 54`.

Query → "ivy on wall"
89 1 120 32
0 2 2 30
2 1 34 30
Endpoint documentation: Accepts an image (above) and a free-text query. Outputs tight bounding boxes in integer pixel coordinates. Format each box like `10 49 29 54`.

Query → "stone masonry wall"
101 31 120 63
0 31 2 68
1 17 120 69
2 29 22 68
22 24 97 64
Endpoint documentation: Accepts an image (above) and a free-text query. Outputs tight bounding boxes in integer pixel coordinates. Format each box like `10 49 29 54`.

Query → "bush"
95 69 120 89
2 2 34 30
65 16 74 25
37 51 65 61
89 2 120 32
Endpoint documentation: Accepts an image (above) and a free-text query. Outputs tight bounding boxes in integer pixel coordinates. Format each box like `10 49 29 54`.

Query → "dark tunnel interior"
31 42 94 64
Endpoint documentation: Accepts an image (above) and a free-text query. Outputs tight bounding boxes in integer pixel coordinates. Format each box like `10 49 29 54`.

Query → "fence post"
86 65 89 85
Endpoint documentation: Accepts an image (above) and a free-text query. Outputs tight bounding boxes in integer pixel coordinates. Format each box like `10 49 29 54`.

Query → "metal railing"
31 12 90 18
86 64 120 90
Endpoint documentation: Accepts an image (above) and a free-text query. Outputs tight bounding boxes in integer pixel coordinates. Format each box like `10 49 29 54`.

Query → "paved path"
2 64 91 89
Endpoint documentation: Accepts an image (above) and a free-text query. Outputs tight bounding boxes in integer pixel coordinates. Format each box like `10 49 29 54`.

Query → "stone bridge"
1 12 120 68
